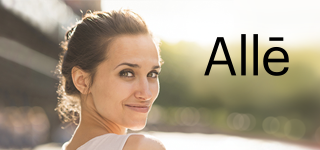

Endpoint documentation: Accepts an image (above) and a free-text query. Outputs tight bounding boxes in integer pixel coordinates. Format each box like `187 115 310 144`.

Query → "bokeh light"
227 113 256 131
284 119 306 140
0 106 50 148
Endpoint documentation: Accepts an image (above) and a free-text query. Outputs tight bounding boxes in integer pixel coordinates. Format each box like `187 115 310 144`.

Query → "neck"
75 93 127 136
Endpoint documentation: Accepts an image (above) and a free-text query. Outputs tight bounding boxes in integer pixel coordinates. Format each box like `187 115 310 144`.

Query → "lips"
125 104 150 113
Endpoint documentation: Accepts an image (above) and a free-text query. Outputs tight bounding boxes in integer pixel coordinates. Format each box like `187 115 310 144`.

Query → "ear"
71 66 91 94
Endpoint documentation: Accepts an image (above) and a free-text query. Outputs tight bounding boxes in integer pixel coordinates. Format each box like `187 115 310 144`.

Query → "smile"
125 104 150 113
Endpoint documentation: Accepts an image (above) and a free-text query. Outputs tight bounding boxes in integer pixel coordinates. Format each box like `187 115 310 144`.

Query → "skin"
65 34 165 150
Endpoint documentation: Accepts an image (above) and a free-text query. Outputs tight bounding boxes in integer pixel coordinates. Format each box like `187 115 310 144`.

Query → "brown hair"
55 9 158 124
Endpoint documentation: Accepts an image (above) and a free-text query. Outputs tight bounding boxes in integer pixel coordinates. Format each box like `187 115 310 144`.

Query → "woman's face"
89 34 161 130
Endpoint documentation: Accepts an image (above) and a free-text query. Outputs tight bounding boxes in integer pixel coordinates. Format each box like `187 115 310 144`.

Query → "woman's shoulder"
124 134 166 150
64 133 131 150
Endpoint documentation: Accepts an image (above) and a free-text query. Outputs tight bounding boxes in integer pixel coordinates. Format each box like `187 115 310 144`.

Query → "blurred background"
0 0 320 149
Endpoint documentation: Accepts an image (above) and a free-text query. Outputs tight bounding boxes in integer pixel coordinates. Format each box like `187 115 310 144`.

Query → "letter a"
204 37 236 76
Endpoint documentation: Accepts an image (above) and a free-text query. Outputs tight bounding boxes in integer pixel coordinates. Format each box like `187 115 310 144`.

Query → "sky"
101 0 320 48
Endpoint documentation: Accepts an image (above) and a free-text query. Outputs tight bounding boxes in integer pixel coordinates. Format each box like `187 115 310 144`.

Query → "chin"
127 119 147 131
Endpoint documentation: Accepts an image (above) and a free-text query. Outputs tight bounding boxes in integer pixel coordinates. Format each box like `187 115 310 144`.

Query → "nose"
135 77 152 101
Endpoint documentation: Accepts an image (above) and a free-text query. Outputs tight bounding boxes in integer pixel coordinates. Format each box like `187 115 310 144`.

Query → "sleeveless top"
62 133 138 150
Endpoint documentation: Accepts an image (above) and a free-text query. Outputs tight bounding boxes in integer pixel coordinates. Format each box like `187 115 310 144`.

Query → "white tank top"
62 133 138 150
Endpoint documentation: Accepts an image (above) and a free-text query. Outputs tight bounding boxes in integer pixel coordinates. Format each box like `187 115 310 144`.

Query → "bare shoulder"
123 134 166 150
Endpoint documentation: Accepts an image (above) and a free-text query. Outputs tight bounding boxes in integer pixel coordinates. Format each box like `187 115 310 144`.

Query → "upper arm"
123 134 166 150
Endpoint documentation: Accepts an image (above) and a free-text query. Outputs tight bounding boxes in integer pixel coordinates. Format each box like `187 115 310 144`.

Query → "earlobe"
71 66 91 94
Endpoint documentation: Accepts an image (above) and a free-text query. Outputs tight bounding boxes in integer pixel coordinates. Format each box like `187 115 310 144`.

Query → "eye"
147 71 159 78
119 70 134 77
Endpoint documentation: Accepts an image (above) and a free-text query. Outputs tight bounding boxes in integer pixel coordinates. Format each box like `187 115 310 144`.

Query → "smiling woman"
55 9 165 150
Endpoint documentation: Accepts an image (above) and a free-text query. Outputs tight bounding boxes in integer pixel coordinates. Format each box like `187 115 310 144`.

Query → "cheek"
92 78 134 111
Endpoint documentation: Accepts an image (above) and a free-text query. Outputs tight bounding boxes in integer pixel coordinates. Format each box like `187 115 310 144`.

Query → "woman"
56 9 165 150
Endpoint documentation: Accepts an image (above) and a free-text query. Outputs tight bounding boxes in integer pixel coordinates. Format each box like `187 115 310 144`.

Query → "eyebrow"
114 62 160 70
